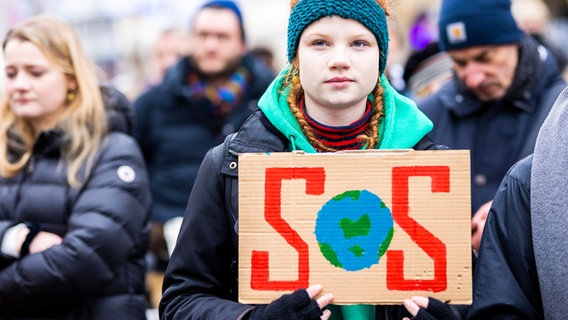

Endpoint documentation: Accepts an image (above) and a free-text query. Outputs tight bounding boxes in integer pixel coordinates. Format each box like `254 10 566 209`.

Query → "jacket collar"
220 110 288 177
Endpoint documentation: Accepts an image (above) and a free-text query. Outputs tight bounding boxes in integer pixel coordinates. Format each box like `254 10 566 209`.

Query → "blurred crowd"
1 0 568 319
1 0 567 99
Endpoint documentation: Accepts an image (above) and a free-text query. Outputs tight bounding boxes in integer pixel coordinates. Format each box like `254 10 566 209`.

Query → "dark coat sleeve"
468 155 544 319
160 144 253 320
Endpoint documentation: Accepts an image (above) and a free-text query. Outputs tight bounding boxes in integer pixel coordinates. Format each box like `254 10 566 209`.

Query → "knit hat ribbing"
438 0 522 51
287 0 389 75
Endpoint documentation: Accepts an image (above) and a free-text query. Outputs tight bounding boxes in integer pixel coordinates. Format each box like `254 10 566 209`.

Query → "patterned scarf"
186 66 250 117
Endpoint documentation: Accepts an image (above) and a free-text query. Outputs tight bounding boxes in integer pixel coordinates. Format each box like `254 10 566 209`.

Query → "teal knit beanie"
287 0 389 75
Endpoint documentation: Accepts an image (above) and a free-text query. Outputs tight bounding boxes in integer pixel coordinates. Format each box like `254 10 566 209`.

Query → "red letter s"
387 166 449 292
251 167 325 291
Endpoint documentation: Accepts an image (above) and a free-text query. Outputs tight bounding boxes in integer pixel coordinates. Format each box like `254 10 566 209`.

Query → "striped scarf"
301 99 372 151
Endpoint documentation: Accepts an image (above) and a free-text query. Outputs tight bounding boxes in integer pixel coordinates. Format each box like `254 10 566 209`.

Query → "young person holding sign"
160 0 448 319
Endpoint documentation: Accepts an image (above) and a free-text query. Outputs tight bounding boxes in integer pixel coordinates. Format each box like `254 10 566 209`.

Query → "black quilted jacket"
0 85 152 319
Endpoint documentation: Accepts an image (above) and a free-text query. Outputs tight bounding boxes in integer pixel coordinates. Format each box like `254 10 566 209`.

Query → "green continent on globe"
379 227 394 258
318 243 342 268
332 190 361 201
340 214 371 239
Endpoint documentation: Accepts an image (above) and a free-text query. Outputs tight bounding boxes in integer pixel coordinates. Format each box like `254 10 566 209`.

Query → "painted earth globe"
314 190 394 271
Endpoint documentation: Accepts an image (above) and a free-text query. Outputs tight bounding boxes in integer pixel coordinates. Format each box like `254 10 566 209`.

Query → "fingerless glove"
248 288 323 320
412 298 468 320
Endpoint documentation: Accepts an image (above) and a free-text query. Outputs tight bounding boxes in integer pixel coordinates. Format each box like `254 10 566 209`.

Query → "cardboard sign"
238 150 471 305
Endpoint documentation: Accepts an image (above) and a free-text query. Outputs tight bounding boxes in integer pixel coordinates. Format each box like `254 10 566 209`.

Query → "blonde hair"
0 14 107 187
284 60 385 152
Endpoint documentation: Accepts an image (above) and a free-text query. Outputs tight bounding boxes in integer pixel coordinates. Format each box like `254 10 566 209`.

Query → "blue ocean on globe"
314 189 394 271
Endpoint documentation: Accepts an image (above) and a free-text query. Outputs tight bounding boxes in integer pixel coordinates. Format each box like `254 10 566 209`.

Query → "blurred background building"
0 0 567 98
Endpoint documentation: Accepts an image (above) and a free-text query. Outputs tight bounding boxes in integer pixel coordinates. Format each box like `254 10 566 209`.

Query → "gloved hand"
403 296 466 320
248 285 332 320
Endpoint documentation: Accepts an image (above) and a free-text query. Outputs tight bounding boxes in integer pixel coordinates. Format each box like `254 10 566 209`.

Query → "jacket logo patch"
117 165 136 183
446 22 467 44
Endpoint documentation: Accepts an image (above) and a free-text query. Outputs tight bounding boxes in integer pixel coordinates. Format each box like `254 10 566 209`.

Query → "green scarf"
326 304 376 320
257 66 433 319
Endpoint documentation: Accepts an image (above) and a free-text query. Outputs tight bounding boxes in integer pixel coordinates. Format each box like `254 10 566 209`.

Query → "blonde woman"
0 15 151 318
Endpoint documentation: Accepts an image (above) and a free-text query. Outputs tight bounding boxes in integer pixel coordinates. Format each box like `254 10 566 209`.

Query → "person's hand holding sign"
248 284 334 320
403 296 469 320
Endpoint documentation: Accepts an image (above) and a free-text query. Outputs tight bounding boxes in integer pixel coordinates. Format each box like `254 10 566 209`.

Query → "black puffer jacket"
160 109 446 320
468 155 543 319
0 85 151 319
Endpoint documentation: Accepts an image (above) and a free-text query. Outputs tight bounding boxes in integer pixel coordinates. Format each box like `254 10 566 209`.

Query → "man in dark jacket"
133 0 275 307
419 0 566 251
